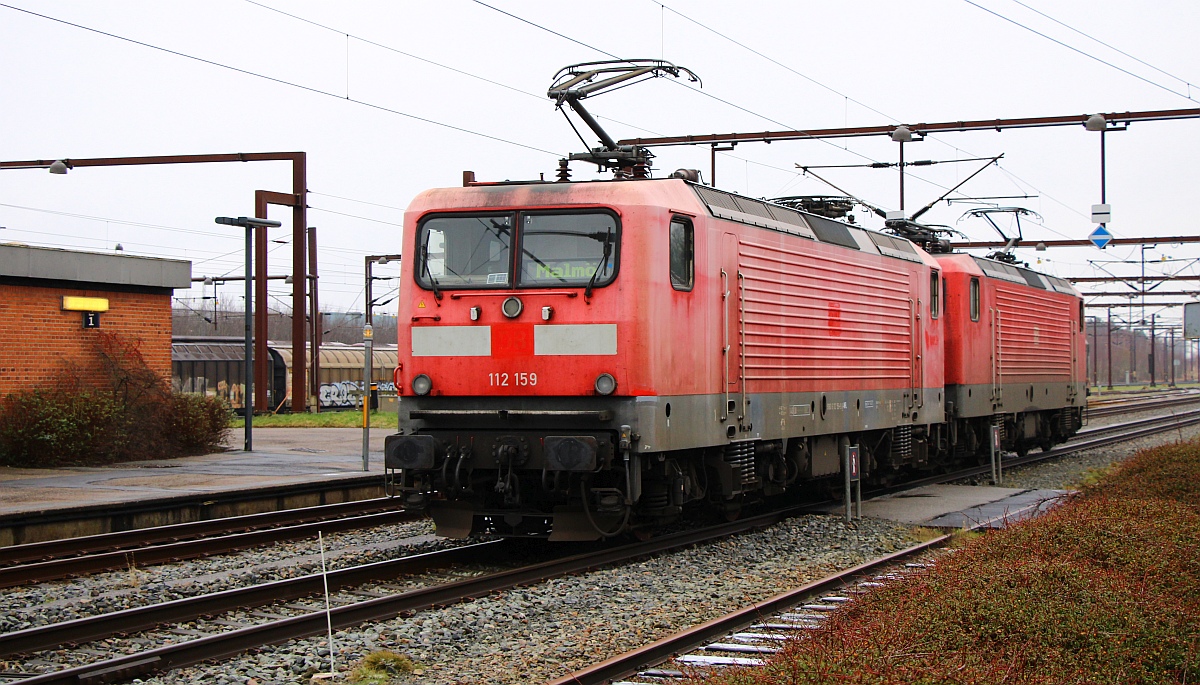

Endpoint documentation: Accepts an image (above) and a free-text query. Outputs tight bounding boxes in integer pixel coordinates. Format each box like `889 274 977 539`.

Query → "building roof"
0 243 190 290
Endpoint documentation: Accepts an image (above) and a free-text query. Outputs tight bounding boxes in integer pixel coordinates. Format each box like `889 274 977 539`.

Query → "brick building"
0 244 190 394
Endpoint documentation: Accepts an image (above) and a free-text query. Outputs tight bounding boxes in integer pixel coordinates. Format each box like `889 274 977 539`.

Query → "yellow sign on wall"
62 296 110 312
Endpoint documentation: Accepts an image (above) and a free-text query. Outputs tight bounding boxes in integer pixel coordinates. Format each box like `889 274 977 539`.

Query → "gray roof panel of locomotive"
971 255 1080 296
688 183 925 264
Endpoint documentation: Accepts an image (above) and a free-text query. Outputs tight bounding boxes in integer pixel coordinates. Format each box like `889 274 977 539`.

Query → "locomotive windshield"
416 210 619 291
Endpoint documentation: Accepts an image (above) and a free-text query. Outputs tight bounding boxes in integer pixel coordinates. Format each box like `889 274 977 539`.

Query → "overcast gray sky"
2 0 1197 323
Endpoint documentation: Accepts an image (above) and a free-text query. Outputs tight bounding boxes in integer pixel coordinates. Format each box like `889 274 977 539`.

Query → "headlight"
412 374 433 396
594 373 616 396
501 296 523 318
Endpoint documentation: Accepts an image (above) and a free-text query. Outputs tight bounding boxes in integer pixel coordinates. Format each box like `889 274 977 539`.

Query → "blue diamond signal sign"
1089 225 1113 249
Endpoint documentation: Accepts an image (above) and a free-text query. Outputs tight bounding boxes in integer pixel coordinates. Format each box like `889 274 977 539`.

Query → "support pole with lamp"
1091 316 1098 388
1150 314 1157 387
203 276 217 331
361 322 373 472
215 216 283 452
1170 326 1177 387
1107 307 1114 390
890 125 914 212
362 254 402 472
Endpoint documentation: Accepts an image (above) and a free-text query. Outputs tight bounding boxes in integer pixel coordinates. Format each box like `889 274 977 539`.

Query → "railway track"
3 405 1176 590
546 538 954 685
545 455 1095 684
0 499 420 589
3 397 1188 591
1085 390 1200 418
3 405 1194 683
545 407 1200 684
0 476 384 551
3 508 815 684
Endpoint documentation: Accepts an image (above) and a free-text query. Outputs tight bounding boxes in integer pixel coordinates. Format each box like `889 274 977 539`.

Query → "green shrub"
0 382 120 467
168 392 231 454
0 333 230 467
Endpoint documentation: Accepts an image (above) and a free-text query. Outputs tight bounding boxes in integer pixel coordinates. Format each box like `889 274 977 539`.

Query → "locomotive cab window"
930 271 939 319
416 213 513 288
518 211 618 287
669 216 694 291
415 210 619 291
970 277 980 322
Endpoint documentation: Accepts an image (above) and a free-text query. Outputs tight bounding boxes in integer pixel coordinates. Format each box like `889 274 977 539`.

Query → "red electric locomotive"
383 60 1084 540
385 177 948 539
936 252 1086 456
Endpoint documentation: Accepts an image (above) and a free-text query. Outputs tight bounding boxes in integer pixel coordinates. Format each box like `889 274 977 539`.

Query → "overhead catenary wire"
246 1 825 190
0 3 562 157
645 0 1104 231
307 206 405 227
1007 0 1198 93
0 200 387 264
248 0 897 202
652 1 896 122
466 0 962 204
243 0 547 103
0 201 239 239
6 1 1180 292
961 0 1197 103
307 191 406 212
248 0 704 162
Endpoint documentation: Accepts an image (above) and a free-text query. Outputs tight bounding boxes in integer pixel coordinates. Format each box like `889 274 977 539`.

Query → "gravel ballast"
7 400 1196 684
138 515 917 684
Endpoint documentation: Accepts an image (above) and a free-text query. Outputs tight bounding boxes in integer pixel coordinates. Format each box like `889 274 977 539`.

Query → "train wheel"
723 500 743 522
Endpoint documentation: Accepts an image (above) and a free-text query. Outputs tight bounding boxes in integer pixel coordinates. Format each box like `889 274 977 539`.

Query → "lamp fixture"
1084 114 1107 132
47 160 69 174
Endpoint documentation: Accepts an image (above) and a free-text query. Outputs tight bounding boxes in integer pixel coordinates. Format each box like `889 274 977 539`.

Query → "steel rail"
0 541 503 658
0 498 406 567
0 509 421 589
1087 395 1200 418
1077 408 1200 438
12 508 815 685
544 535 954 685
1086 391 1187 406
884 408 1200 495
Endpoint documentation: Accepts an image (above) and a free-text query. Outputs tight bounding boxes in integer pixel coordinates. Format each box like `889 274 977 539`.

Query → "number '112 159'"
489 372 538 387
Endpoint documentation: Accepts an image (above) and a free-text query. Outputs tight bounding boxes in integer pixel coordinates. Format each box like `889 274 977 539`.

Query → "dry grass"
703 439 1200 685
231 410 395 429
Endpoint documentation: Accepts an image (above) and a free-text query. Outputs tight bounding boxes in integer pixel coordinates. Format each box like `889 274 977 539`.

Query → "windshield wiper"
584 227 614 301
421 244 442 301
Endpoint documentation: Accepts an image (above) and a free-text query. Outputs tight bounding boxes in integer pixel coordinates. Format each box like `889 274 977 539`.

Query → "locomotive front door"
720 232 742 423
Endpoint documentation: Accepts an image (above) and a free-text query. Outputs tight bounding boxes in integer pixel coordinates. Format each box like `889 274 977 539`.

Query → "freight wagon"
171 337 399 412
